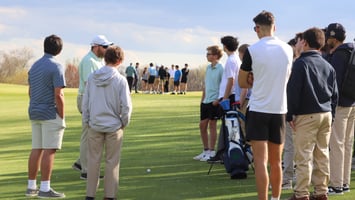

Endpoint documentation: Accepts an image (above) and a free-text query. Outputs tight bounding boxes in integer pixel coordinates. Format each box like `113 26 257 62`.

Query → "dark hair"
44 34 63 56
206 45 223 59
104 45 124 65
253 10 275 26
295 32 303 41
221 36 239 52
150 63 154 67
288 38 297 46
302 27 325 50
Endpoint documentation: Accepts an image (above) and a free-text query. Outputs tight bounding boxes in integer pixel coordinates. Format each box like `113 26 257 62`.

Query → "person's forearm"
55 88 65 118
223 78 234 99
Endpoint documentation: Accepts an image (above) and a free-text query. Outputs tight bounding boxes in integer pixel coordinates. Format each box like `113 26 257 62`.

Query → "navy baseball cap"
325 23 346 41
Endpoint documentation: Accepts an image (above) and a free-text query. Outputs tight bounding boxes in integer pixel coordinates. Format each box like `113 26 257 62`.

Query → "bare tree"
65 58 80 88
0 47 33 84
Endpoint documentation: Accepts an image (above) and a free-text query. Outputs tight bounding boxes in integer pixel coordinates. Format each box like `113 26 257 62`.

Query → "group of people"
193 10 354 200
24 10 354 200
26 34 132 200
126 62 190 95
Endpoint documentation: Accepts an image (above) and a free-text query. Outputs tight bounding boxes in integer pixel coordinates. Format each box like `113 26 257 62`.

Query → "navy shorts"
245 111 285 144
200 102 222 121
148 76 155 84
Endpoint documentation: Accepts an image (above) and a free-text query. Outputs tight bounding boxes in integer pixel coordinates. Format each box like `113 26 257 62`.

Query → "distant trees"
0 47 33 85
0 47 206 91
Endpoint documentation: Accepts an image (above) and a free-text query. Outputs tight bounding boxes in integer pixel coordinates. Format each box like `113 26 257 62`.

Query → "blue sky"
0 0 354 68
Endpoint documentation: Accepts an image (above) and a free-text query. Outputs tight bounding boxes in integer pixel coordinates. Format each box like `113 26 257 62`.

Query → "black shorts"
148 76 155 84
181 77 187 83
245 111 285 144
200 102 222 121
174 81 180 86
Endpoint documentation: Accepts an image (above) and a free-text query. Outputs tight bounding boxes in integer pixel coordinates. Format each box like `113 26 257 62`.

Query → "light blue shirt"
203 63 224 104
78 51 104 94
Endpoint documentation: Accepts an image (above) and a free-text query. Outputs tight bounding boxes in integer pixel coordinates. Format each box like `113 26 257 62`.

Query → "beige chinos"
86 127 124 198
293 112 332 198
329 106 355 187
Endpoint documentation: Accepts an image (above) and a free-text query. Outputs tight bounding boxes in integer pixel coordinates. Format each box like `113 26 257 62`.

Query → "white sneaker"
209 150 216 157
193 151 207 160
200 151 211 162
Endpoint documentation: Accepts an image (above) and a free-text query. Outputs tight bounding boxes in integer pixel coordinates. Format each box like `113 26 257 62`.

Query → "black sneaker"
343 184 350 193
80 173 104 180
328 186 343 195
207 155 222 163
72 162 82 172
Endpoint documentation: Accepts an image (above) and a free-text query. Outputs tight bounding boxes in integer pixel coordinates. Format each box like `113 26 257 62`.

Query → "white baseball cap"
90 35 113 46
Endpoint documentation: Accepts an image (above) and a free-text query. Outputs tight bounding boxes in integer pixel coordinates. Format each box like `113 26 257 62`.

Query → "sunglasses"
253 26 260 32
100 45 109 49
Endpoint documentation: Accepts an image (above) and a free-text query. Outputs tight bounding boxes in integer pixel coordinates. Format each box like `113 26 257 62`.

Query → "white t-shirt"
247 36 293 114
219 54 239 98
169 68 175 78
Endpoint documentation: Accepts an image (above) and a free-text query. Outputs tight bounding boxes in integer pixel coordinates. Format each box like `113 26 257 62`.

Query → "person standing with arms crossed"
72 35 113 180
26 34 66 198
83 45 132 200
238 11 293 200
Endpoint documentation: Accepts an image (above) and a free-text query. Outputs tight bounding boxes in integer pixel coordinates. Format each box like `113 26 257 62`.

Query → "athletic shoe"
38 188 65 198
80 173 104 180
310 194 328 200
200 151 215 162
282 181 293 190
287 194 309 200
207 154 222 163
72 162 82 172
328 186 343 195
25 188 39 197
343 184 350 193
193 151 207 160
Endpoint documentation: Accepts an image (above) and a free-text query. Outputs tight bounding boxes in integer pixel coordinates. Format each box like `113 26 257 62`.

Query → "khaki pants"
293 112 331 198
86 128 124 198
76 94 88 173
329 106 355 187
283 123 294 182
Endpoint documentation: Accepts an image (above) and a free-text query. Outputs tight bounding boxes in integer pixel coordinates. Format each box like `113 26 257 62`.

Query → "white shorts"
31 114 66 149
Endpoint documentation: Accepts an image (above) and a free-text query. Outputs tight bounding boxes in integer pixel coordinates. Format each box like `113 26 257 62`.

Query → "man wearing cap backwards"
325 23 355 195
72 35 113 180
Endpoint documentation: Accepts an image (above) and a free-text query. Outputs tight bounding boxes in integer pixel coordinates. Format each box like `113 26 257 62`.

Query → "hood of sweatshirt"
93 66 118 87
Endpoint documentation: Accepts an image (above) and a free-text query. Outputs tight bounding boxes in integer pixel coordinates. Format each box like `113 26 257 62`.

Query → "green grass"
0 83 354 200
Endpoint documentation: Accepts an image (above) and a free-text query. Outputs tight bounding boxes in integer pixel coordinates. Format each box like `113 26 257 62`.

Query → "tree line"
0 48 206 91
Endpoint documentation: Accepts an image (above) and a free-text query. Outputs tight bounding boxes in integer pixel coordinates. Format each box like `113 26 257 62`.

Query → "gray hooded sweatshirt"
82 66 132 133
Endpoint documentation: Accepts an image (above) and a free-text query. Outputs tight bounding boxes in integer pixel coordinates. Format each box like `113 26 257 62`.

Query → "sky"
0 0 354 68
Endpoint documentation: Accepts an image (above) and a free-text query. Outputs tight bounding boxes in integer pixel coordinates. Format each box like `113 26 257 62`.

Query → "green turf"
0 83 354 200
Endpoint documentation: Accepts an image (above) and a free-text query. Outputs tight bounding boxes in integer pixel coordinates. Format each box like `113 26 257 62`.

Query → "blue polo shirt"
28 53 66 120
203 63 224 103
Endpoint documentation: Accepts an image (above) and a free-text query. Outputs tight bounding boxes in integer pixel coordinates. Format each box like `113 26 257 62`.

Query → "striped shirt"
28 53 66 120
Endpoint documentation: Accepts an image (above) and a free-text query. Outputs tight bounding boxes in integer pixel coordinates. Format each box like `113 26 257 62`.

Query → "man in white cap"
72 35 113 180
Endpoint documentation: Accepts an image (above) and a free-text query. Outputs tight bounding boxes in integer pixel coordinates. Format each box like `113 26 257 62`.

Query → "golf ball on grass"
146 168 151 173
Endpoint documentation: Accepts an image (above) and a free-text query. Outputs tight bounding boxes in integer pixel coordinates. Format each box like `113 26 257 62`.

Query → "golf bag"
208 110 253 179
